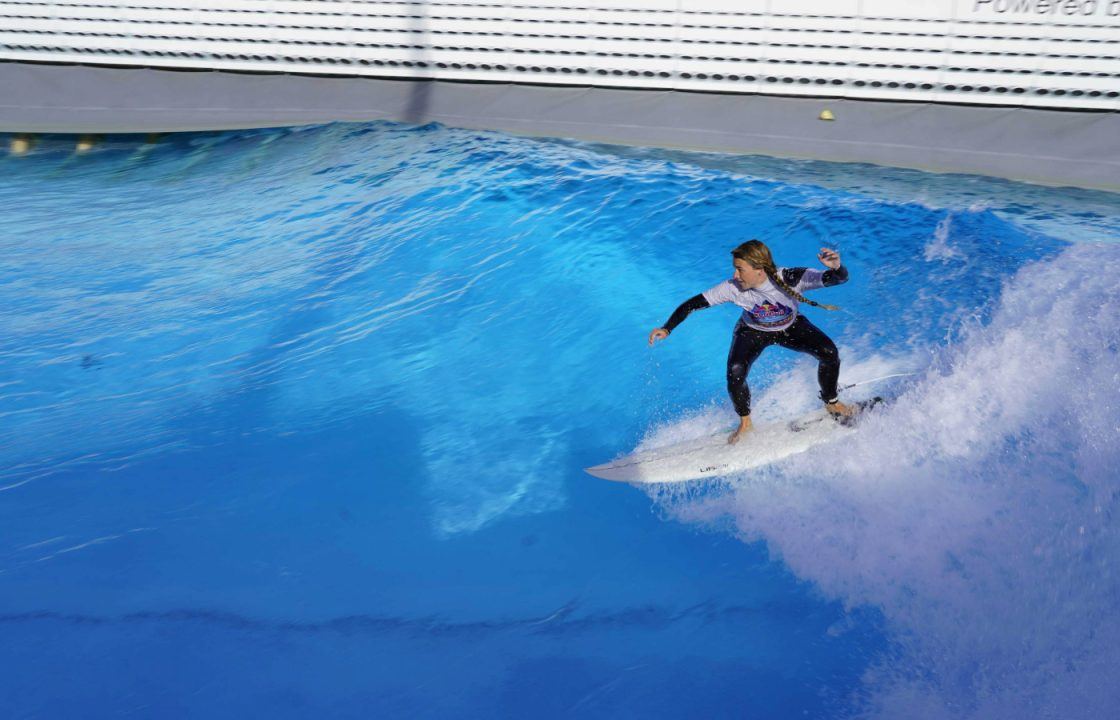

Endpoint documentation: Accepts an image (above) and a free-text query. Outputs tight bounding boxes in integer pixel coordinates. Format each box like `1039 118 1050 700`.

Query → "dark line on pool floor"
0 598 833 638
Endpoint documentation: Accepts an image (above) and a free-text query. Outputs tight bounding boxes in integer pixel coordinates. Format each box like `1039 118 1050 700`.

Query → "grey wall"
2 62 1118 192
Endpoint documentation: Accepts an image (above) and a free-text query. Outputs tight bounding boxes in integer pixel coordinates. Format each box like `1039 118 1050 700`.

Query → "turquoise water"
1 123 1119 718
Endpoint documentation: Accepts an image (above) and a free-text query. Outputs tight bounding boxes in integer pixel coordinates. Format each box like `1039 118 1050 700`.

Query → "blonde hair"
731 240 839 311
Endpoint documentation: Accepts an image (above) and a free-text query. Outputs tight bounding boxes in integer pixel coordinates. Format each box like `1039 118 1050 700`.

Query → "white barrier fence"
1 0 1118 111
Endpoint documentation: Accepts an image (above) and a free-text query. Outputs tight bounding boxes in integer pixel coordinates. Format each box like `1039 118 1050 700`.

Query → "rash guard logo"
748 301 793 326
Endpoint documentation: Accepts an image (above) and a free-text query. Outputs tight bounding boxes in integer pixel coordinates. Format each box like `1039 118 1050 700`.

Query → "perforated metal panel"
1 0 1118 110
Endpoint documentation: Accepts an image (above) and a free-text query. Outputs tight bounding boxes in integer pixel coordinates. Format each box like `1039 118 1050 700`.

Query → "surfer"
648 240 853 444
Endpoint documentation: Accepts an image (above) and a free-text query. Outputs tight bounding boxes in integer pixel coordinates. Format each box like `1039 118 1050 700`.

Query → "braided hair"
731 240 839 311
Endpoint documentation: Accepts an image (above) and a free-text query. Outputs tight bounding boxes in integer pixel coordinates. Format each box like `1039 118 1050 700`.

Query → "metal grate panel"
2 0 1117 110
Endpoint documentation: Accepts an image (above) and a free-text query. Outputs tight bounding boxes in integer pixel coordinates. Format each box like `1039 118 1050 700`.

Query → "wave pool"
2 122 1119 719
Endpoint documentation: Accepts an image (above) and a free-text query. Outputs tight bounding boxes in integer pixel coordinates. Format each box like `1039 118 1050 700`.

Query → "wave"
651 243 1120 718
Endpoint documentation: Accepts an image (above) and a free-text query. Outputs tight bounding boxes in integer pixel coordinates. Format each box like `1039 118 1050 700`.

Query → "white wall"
1 0 1118 111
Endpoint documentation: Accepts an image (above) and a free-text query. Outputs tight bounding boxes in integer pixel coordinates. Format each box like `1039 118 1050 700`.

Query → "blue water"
2 123 1119 719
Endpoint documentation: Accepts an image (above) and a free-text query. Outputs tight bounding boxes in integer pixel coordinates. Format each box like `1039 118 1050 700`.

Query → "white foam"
655 244 1120 719
636 352 915 453
924 214 963 263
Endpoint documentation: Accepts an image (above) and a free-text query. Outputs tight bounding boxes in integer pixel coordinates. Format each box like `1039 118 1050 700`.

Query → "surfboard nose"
584 464 623 481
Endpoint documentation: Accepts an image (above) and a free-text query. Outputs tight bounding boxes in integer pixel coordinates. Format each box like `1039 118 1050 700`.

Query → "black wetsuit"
662 266 848 417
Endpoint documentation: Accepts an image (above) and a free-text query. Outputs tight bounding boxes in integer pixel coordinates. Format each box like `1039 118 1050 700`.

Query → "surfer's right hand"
648 328 669 346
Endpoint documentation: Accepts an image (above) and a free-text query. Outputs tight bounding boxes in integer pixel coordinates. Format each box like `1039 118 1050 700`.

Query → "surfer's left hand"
818 248 841 269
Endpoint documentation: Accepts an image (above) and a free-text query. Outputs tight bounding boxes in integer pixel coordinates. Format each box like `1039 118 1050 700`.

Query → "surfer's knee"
727 361 749 385
816 340 840 367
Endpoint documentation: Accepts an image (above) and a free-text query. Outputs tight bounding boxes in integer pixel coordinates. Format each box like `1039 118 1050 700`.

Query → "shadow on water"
0 580 886 719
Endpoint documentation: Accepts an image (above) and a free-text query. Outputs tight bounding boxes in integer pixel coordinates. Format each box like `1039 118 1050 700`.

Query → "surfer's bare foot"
728 416 753 444
825 400 855 417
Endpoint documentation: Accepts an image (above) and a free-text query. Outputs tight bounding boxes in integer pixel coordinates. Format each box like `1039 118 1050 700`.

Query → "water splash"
655 243 1120 718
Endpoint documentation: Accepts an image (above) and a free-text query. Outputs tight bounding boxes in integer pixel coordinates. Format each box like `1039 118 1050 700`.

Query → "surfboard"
586 398 882 484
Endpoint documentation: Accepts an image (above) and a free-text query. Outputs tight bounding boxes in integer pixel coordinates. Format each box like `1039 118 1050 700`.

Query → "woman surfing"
648 240 853 444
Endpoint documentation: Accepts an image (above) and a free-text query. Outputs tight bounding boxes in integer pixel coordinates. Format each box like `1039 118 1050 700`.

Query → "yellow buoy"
819 109 835 121
76 134 100 153
10 134 34 156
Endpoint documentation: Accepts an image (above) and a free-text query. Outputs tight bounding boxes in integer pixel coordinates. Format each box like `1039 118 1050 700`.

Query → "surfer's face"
733 259 767 288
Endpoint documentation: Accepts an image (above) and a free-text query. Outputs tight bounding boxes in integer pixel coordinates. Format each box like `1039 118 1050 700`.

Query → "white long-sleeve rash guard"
663 265 848 334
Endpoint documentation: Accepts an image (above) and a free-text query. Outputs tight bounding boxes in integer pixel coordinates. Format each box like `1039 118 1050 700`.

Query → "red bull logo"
749 301 794 326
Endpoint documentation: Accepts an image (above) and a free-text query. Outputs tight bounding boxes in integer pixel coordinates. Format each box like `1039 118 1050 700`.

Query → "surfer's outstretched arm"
648 294 711 345
780 249 849 293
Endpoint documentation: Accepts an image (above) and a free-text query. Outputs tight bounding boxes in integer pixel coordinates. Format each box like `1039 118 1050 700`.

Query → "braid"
765 266 840 311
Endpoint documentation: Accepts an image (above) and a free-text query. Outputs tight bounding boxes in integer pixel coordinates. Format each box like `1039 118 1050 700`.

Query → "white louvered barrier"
1 0 1117 111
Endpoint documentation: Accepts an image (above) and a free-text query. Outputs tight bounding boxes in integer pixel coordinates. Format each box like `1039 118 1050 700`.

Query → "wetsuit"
661 266 849 417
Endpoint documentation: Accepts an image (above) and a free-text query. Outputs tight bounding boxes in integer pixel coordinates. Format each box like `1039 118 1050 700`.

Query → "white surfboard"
586 398 880 484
